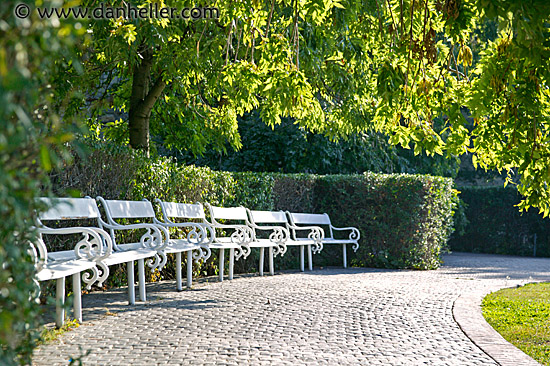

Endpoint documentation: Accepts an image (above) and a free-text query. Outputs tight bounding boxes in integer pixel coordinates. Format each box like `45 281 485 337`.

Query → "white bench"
95 197 171 304
206 204 282 278
286 212 360 268
33 197 113 327
246 209 323 272
154 200 214 288
97 197 211 297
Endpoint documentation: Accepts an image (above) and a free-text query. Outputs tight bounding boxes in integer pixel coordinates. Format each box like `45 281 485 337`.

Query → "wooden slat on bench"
210 206 248 221
38 197 100 220
162 202 205 219
249 210 288 224
288 212 331 225
102 199 156 219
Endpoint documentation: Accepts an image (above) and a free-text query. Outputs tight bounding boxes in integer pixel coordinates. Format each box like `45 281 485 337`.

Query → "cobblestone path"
33 253 550 365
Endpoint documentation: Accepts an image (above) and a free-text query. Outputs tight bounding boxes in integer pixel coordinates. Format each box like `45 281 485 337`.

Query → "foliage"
449 187 550 257
38 319 80 346
483 283 550 365
171 112 462 177
63 0 550 216
273 174 318 213
0 0 84 364
313 173 456 269
230 172 275 210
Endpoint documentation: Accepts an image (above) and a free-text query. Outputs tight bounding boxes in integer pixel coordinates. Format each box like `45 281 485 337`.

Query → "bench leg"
138 259 146 302
307 244 313 271
55 277 65 328
219 249 224 282
229 248 234 280
127 261 135 305
269 247 274 275
72 273 82 323
259 247 265 276
343 244 347 268
176 252 183 291
300 245 305 272
186 251 192 289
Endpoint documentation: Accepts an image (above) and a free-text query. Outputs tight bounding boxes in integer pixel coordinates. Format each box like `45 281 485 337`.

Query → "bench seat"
36 259 97 282
284 238 318 246
163 240 203 254
102 247 159 266
321 238 358 245
208 242 241 250
45 244 158 264
219 238 275 248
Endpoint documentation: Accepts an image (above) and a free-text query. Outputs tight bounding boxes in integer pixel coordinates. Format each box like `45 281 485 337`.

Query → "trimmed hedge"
449 186 550 257
314 173 455 269
47 140 457 288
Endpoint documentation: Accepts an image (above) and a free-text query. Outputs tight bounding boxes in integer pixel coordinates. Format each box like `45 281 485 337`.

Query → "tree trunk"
128 48 166 155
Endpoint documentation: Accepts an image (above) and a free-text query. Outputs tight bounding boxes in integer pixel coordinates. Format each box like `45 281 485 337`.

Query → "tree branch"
265 0 276 38
141 74 167 116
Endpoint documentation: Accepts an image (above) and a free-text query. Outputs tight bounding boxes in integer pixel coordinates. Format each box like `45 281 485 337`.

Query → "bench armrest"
210 223 253 244
331 226 361 241
249 224 290 240
207 222 253 259
287 224 325 241
154 219 213 245
99 219 168 252
286 224 324 253
249 224 289 256
38 226 113 261
154 219 214 261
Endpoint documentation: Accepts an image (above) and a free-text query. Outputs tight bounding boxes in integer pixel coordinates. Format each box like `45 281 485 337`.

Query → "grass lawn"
482 282 550 365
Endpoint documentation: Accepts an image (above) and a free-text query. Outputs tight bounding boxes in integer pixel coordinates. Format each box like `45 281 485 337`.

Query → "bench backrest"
97 197 156 220
208 205 248 222
158 201 206 220
34 197 111 268
287 212 334 240
287 212 331 226
38 197 100 221
249 210 288 224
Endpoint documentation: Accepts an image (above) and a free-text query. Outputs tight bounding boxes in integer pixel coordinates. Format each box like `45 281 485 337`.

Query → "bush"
311 173 455 269
1 0 83 363
449 187 550 257
272 174 317 213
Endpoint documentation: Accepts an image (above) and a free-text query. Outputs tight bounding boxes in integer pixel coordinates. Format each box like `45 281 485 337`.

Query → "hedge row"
449 186 550 257
46 140 457 291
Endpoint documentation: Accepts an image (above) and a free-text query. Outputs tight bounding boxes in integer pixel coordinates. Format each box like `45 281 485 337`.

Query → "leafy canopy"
64 0 550 215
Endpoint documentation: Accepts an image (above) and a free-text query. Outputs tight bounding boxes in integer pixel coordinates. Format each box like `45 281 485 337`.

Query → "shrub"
1 0 83 363
449 186 550 257
311 173 455 269
230 172 275 210
272 174 317 213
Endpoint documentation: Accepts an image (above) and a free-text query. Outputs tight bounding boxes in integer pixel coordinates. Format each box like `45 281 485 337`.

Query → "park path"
33 253 550 365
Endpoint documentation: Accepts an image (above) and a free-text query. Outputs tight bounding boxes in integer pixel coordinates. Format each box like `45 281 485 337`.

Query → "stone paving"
33 253 550 365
